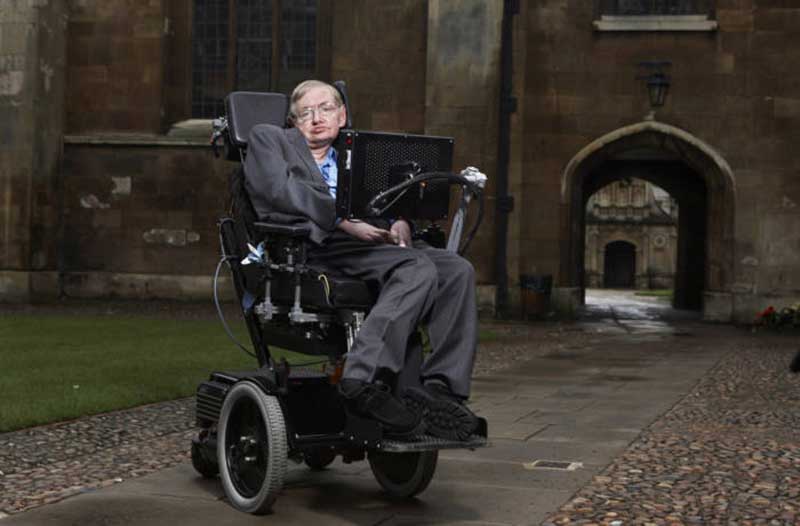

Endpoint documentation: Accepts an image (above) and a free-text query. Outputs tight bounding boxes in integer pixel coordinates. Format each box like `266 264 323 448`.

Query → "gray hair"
289 80 343 122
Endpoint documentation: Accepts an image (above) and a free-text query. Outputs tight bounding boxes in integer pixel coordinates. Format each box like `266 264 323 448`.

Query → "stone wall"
66 0 165 133
329 0 428 134
519 1 800 321
0 0 67 300
59 138 233 298
424 0 503 287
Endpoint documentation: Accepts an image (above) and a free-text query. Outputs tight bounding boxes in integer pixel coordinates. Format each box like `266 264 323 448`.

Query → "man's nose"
311 109 323 124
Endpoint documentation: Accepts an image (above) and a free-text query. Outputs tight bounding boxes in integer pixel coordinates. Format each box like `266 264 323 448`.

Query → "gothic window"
191 0 324 119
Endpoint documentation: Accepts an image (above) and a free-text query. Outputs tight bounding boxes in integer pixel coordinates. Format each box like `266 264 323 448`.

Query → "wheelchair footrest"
379 433 488 453
379 415 488 452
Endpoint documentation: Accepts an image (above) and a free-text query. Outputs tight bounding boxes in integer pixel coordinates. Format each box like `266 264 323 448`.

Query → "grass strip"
0 315 310 432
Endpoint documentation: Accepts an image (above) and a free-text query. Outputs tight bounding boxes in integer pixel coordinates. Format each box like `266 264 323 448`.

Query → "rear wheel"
369 450 438 499
217 381 287 514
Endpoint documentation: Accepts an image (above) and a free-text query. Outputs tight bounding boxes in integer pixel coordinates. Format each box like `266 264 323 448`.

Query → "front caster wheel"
191 432 219 478
304 448 337 471
369 450 438 499
217 381 287 514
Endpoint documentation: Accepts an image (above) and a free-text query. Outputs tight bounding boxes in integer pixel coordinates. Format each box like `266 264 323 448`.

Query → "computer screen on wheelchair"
333 129 454 221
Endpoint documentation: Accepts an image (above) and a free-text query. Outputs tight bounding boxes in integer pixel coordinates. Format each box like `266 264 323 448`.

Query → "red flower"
755 306 776 323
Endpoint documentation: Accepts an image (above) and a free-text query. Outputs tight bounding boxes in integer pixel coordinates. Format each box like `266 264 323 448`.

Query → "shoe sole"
382 418 426 440
403 387 478 441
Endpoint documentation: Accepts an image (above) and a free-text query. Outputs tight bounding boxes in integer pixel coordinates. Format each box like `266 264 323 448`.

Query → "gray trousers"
309 234 478 398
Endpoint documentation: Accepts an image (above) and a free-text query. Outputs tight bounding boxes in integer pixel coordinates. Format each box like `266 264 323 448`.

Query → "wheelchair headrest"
333 80 352 129
225 92 289 148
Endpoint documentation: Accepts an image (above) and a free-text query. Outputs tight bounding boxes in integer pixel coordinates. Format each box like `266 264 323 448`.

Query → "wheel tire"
303 448 337 471
217 381 288 514
191 435 219 478
369 450 438 499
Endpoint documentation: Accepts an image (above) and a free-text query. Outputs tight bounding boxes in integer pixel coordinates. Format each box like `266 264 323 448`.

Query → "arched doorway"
560 121 736 318
585 178 678 291
604 240 636 288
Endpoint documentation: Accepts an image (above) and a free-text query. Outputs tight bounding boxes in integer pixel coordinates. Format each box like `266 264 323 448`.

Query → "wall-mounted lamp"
637 61 672 120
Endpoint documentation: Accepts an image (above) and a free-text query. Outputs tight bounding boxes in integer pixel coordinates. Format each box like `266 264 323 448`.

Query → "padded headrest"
333 80 352 129
225 92 289 148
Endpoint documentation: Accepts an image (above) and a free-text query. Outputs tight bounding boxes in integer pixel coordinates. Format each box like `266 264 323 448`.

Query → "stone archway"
558 121 736 320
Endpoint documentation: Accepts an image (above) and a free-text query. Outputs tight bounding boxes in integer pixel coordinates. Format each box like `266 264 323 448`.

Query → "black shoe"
339 379 424 439
403 383 479 441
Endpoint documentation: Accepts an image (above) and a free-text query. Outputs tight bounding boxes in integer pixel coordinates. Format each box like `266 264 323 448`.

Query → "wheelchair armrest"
253 221 311 238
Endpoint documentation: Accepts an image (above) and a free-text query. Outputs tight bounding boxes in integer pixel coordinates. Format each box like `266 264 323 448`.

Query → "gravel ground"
544 335 800 526
0 301 578 515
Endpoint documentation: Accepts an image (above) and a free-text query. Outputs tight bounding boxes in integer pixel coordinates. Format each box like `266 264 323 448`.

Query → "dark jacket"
244 124 337 245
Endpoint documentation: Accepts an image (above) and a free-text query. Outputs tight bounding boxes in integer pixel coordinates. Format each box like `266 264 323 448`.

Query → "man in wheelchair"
244 80 479 441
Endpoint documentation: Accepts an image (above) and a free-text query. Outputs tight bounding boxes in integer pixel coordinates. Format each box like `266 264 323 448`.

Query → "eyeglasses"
293 102 341 124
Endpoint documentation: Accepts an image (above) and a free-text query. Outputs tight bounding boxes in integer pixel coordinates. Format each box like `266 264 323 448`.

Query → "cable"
213 224 257 359
365 171 485 255
371 186 411 216
317 273 332 305
365 171 482 217
459 188 484 255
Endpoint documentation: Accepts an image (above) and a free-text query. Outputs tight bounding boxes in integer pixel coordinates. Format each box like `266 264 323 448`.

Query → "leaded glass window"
598 0 713 16
191 0 319 119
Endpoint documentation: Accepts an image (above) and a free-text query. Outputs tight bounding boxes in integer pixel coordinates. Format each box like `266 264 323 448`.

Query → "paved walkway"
2 293 799 525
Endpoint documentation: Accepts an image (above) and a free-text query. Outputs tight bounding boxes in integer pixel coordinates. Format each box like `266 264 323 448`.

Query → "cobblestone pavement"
544 335 800 526
0 303 579 517
0 400 195 515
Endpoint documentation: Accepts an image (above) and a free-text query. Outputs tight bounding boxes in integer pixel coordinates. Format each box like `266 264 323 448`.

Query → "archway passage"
584 178 678 292
561 122 735 316
585 161 707 309
604 241 636 288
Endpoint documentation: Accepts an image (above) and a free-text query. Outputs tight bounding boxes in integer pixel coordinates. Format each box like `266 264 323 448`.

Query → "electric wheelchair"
190 82 488 515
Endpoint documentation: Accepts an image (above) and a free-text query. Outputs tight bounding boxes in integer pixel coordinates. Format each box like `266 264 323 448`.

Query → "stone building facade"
2 1 800 323
584 179 677 290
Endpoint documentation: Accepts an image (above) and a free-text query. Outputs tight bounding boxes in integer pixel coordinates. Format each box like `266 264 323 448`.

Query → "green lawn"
0 315 312 433
1 315 503 433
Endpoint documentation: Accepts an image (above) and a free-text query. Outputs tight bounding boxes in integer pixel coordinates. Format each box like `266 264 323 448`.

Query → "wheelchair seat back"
224 92 288 160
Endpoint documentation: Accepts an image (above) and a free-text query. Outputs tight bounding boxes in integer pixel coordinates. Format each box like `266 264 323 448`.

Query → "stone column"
0 0 66 300
425 0 503 311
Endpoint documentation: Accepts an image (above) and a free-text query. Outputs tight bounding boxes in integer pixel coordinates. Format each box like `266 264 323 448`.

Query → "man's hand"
390 219 412 248
338 219 393 243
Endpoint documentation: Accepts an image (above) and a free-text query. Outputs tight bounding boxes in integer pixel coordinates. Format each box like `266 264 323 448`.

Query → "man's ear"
337 108 347 128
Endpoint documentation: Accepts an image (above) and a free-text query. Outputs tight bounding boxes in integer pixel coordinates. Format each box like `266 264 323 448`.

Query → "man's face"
294 86 346 149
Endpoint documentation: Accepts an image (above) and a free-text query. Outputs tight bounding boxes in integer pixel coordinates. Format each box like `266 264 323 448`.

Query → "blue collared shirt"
318 148 338 199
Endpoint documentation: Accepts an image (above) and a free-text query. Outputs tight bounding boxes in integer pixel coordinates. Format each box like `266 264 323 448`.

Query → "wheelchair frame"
191 85 488 514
